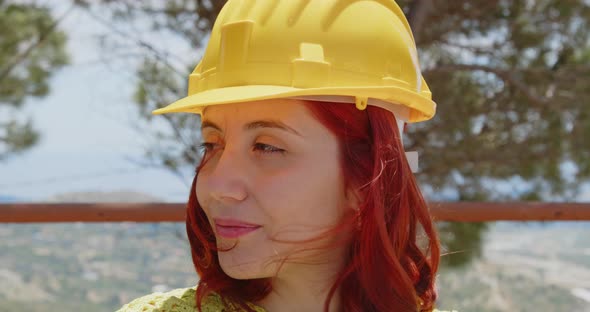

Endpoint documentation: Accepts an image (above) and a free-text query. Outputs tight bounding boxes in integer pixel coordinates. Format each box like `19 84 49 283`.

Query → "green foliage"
0 120 39 159
397 0 590 201
438 222 489 268
0 1 69 159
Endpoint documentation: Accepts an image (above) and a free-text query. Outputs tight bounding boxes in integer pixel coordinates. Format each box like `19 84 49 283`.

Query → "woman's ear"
345 187 363 230
345 187 363 212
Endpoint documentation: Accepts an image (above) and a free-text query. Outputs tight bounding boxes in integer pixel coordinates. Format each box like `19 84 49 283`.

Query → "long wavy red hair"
186 100 440 312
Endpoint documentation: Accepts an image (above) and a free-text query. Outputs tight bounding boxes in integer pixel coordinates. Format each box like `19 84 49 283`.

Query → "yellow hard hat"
153 0 436 123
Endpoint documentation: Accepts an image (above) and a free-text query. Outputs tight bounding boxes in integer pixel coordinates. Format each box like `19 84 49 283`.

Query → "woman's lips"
214 218 261 239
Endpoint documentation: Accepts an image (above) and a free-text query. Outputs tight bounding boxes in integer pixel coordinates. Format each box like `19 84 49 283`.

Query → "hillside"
437 223 590 311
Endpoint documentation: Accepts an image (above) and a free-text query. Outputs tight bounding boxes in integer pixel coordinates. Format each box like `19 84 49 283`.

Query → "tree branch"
407 0 433 43
82 9 186 79
424 64 550 106
160 114 195 154
0 4 74 83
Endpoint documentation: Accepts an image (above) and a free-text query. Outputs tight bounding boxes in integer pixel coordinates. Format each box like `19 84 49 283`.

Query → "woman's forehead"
199 100 338 141
201 99 311 124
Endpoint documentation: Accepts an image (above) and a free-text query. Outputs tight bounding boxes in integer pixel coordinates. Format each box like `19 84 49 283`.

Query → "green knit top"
116 286 455 312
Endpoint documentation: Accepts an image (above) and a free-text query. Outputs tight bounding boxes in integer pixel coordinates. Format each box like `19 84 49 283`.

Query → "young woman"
119 1 452 311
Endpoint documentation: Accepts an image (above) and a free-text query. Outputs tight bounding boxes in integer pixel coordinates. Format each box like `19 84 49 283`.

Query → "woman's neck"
257 264 342 312
255 232 352 312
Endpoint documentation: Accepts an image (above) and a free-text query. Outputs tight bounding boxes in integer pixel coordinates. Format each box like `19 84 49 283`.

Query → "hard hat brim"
152 85 435 123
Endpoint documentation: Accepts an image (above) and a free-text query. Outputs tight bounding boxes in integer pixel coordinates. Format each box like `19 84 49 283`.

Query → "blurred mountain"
0 195 20 203
44 190 164 203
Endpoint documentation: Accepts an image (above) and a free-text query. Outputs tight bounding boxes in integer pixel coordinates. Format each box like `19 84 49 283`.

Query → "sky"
1 4 589 203
0 5 194 202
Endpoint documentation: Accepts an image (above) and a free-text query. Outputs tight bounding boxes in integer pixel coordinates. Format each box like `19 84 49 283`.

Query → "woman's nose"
205 146 248 203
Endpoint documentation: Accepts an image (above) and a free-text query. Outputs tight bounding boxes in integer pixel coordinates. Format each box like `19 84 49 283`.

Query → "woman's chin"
218 252 272 280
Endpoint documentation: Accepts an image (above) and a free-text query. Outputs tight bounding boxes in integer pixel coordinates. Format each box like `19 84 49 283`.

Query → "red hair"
186 101 440 312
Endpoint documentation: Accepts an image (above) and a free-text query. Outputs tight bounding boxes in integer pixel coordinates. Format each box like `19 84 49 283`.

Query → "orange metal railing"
1 202 589 223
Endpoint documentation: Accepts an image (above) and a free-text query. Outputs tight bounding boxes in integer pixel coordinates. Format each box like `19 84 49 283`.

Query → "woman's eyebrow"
201 120 302 137
201 120 222 132
201 119 302 137
244 120 302 137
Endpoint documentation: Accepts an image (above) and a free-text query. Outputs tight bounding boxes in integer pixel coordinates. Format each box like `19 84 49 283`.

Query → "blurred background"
0 0 589 311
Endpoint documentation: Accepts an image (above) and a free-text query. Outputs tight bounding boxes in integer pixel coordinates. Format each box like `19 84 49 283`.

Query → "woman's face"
196 99 354 280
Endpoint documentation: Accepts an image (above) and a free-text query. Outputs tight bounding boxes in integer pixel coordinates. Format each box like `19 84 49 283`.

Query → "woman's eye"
253 143 285 155
198 142 284 155
198 142 219 154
